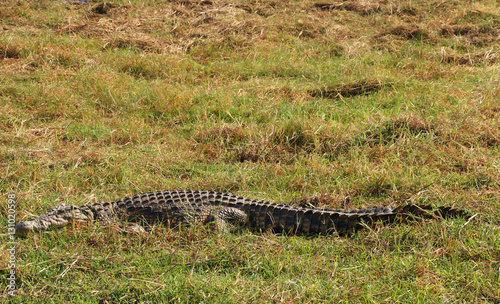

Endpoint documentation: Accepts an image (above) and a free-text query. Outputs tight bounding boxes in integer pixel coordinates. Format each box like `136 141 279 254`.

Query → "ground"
0 0 499 302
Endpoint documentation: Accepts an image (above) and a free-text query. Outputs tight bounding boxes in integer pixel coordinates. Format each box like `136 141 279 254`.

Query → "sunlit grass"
1 0 499 302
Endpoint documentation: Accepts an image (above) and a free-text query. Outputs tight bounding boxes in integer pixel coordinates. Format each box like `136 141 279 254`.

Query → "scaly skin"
15 190 468 236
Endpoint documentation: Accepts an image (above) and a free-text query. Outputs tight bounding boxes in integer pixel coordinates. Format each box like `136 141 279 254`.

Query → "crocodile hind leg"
213 207 249 232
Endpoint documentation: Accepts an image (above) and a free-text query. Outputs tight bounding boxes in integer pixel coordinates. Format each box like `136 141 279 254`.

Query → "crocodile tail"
433 206 471 218
331 204 471 236
392 204 470 219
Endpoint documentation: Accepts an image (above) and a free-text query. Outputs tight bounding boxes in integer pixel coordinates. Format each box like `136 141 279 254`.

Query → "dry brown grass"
308 79 388 99
1 0 499 302
313 1 382 16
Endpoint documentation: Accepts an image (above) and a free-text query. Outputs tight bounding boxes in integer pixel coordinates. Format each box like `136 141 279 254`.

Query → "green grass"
1 0 499 302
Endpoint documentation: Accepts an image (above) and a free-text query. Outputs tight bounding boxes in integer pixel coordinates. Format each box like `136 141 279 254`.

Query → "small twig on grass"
55 257 81 283
458 213 480 249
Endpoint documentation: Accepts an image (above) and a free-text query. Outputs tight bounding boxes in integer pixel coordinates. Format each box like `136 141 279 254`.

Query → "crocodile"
15 190 468 237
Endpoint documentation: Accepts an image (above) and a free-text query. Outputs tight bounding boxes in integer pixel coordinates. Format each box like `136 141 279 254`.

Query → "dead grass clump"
61 13 175 53
440 25 479 37
86 234 106 249
167 0 213 9
313 1 381 16
388 24 430 41
103 33 167 53
440 23 498 47
480 106 500 120
479 130 500 148
441 10 500 46
165 4 265 55
264 86 300 101
46 44 82 68
239 148 288 163
411 62 451 80
455 10 500 30
120 62 164 80
361 116 437 146
441 50 497 66
462 172 499 190
309 79 387 99
390 5 418 16
231 128 308 164
436 144 490 173
57 23 88 35
373 23 432 50
91 3 118 15
292 194 346 209
443 121 500 148
396 116 437 135
64 152 104 168
371 35 406 52
233 141 298 163
195 123 246 148
186 36 252 62
359 175 393 197
227 123 320 163
335 174 396 199
232 1 278 17
272 120 315 151
235 149 260 163
294 19 326 39
0 41 22 59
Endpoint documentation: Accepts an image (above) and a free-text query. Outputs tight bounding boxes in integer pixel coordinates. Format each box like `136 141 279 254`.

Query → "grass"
0 0 499 302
